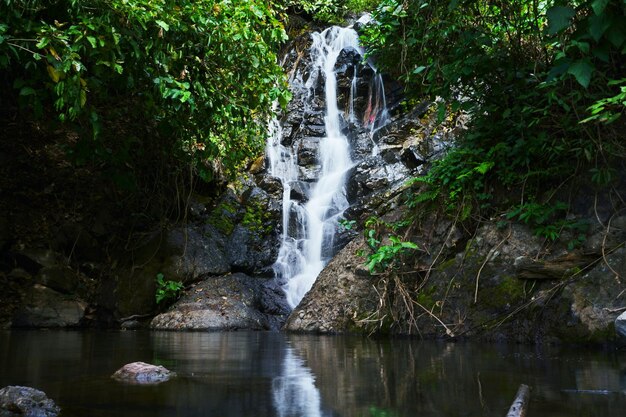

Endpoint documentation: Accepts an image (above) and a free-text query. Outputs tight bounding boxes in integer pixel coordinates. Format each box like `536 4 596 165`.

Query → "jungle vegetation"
361 0 626 240
2 0 624 237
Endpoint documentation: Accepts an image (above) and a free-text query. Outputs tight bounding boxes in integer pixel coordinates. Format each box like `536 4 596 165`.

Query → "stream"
1 330 625 417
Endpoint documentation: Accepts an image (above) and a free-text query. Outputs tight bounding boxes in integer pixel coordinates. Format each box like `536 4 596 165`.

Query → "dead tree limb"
506 384 530 417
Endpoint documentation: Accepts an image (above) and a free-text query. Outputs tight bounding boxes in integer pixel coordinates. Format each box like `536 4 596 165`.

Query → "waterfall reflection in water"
272 346 327 417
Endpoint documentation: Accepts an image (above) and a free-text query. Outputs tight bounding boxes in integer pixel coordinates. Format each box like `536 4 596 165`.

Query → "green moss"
416 286 437 310
479 275 526 309
436 257 457 272
242 198 272 234
207 201 238 235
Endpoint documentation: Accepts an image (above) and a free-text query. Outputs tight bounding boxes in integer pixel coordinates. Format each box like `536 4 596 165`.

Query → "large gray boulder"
151 273 289 331
0 386 60 417
111 362 175 385
286 219 626 344
284 238 372 333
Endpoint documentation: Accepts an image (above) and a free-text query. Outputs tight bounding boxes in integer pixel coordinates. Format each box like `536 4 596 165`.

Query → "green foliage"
287 0 379 23
363 0 626 234
506 201 588 243
242 198 273 234
338 218 357 230
0 0 290 180
364 217 418 273
155 273 183 304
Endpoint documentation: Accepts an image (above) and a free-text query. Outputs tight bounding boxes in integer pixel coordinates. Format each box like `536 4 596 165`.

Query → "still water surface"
1 330 625 417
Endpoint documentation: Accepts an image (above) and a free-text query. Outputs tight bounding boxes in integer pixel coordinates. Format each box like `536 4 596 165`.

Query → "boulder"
163 226 230 280
285 238 373 333
111 362 175 385
286 220 626 344
12 284 87 327
0 386 60 417
150 273 289 331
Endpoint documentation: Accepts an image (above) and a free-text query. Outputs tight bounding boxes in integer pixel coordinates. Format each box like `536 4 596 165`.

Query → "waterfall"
267 25 390 309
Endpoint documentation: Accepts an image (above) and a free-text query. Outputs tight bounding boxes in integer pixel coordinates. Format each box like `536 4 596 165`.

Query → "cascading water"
268 24 390 309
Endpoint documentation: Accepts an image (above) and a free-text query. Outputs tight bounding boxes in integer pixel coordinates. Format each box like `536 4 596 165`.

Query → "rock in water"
615 311 626 342
150 273 289 331
0 386 60 417
111 362 175 385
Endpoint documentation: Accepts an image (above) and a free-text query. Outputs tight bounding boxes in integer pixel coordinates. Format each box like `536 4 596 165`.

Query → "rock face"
286 215 626 344
151 273 290 331
0 386 60 417
271 31 450 227
111 362 175 385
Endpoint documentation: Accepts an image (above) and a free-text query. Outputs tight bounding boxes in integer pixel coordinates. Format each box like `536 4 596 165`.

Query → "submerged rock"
0 386 60 417
112 362 175 385
150 273 290 331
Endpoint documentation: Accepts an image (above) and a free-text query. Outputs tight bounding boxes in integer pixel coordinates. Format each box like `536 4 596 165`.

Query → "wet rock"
615 311 626 342
298 165 321 182
258 176 282 196
164 226 230 280
0 386 60 417
335 47 361 74
150 273 290 331
301 122 326 137
112 362 175 385
228 225 276 276
297 137 320 165
12 284 87 328
289 181 310 202
558 247 626 342
225 187 281 276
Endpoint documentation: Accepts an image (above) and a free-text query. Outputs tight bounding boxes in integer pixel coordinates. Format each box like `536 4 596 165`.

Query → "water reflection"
0 330 625 417
272 347 326 417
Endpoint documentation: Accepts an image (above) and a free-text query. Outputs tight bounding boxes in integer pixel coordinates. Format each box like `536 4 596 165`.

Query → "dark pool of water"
1 330 625 417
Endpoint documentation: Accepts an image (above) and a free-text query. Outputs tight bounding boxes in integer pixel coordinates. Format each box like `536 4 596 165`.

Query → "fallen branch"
118 313 153 323
506 384 530 417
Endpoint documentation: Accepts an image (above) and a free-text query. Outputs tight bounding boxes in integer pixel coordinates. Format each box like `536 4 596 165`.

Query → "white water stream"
268 25 389 309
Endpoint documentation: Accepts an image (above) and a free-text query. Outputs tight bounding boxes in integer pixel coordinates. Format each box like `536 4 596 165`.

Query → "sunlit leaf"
46 65 62 83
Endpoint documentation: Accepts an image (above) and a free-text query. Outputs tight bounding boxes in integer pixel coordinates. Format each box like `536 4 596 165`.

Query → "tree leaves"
546 6 575 35
568 59 594 88
0 0 289 179
592 0 610 14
